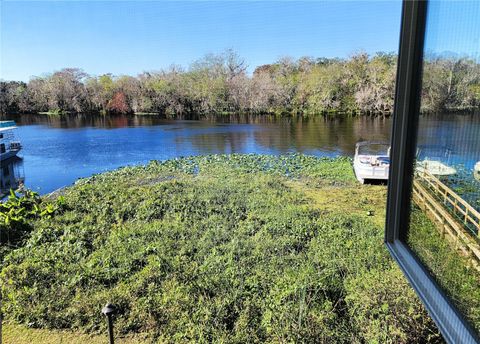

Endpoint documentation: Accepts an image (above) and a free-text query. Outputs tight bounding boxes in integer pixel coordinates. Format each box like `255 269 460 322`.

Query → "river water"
1 113 478 195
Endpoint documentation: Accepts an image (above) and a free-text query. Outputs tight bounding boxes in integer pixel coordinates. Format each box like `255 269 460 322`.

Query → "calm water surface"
1 113 479 194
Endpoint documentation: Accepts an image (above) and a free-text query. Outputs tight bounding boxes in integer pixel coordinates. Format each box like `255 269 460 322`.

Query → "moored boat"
475 161 480 180
415 145 456 176
0 120 22 161
353 141 390 184
416 160 457 176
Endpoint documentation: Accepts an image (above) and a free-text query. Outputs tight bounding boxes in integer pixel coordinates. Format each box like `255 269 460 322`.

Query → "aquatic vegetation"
0 154 441 343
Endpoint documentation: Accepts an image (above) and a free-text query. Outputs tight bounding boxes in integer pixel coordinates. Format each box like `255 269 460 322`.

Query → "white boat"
416 160 457 176
353 141 390 184
475 161 480 180
0 120 22 161
415 145 456 176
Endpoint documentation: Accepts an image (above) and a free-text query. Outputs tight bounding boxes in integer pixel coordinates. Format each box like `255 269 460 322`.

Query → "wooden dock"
412 170 480 270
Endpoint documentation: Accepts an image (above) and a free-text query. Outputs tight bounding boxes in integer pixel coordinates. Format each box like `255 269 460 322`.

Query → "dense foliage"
2 50 479 116
0 155 442 343
0 190 61 261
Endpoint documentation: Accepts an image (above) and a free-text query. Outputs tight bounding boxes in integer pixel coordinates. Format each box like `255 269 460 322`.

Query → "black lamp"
102 303 116 344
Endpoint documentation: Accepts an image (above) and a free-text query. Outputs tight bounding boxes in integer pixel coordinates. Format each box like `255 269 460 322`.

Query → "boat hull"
354 162 389 183
353 141 391 184
0 149 21 161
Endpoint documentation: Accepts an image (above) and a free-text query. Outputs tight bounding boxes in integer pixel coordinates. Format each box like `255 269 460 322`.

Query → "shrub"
0 189 60 260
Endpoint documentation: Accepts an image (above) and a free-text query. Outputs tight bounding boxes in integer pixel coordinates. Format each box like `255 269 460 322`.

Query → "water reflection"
0 156 25 197
1 112 479 195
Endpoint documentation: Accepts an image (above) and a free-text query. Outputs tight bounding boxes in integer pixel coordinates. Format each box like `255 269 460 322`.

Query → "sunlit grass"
1 154 441 343
2 323 148 344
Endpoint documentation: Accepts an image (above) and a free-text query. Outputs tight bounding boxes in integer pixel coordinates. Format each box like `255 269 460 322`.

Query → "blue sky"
424 1 480 61
2 1 405 81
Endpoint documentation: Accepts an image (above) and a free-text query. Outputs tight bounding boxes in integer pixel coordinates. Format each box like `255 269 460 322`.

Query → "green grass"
409 208 480 334
1 154 442 343
2 323 148 344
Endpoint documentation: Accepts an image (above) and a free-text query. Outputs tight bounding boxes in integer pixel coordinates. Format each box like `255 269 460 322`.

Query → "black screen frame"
385 1 480 343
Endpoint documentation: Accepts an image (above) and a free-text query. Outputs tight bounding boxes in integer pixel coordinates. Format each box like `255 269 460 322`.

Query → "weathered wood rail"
412 170 480 270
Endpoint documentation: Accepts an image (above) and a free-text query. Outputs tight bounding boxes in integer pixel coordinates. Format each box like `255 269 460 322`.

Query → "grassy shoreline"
2 323 149 344
1 154 442 343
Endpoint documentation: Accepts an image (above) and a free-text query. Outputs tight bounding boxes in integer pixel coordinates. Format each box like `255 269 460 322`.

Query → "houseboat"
353 141 390 184
0 120 22 161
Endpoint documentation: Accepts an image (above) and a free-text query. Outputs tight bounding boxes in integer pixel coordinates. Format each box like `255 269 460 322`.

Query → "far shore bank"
3 108 479 119
3 109 393 118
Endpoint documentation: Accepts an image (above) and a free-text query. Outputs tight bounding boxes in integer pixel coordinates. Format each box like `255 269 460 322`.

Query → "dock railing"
412 169 480 270
417 169 480 236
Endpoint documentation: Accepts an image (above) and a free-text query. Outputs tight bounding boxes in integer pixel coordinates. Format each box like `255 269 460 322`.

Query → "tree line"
1 50 479 116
